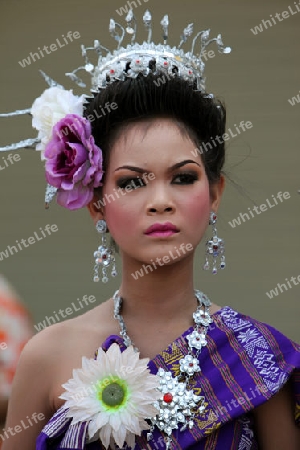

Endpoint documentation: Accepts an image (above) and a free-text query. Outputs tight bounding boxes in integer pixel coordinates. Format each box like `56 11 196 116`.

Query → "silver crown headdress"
0 9 231 154
69 10 231 92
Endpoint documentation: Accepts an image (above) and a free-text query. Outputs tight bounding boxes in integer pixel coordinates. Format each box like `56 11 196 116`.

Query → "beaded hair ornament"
0 10 231 210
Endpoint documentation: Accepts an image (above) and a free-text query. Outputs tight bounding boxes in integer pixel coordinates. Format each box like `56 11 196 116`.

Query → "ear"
210 175 225 212
87 194 105 226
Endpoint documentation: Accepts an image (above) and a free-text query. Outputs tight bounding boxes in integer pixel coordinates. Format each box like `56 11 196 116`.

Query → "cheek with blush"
182 190 211 239
104 199 138 245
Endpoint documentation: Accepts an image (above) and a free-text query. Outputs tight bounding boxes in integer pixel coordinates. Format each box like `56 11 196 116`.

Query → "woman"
2 12 300 450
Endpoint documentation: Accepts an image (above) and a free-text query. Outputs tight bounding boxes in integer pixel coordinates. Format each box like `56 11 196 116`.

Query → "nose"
146 184 175 215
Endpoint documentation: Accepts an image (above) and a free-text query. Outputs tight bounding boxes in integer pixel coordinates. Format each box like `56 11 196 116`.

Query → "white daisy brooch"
59 343 161 449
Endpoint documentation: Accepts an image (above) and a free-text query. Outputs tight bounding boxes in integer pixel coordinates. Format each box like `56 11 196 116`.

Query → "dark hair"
84 73 226 186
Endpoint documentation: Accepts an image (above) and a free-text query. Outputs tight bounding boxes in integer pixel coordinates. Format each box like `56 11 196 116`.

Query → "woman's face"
95 118 224 265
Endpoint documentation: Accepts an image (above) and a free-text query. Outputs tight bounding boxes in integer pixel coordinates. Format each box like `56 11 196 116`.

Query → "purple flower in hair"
44 114 103 210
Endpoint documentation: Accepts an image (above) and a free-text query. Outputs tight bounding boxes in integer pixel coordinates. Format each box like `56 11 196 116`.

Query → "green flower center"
96 376 129 411
102 382 125 407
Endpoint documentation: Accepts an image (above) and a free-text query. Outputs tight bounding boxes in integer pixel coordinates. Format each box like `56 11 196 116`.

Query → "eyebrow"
114 159 201 173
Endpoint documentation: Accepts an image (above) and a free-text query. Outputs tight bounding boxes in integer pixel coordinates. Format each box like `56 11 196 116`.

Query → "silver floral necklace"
113 289 213 449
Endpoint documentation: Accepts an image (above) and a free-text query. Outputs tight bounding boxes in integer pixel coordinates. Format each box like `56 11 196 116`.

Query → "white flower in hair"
31 86 85 159
59 343 160 449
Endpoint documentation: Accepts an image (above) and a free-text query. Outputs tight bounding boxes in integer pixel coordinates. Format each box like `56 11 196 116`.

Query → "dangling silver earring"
93 219 117 283
203 211 225 274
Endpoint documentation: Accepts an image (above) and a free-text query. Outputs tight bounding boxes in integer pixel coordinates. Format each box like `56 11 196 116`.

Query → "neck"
117 252 197 323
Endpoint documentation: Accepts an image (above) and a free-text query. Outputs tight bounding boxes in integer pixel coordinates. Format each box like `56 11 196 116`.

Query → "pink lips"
145 222 179 237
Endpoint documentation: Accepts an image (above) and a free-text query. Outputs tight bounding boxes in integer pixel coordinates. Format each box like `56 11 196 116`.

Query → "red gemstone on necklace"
163 393 173 403
189 363 194 367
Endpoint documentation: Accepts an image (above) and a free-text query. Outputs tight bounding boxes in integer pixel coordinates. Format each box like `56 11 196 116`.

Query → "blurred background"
0 0 299 346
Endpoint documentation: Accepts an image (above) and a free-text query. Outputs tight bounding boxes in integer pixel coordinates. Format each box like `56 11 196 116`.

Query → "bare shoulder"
70 295 120 341
35 295 118 351
43 297 120 410
3 322 68 449
3 299 118 450
210 302 223 316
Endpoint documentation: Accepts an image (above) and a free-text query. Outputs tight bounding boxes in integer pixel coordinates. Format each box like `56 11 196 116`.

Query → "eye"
116 177 147 190
172 172 198 184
